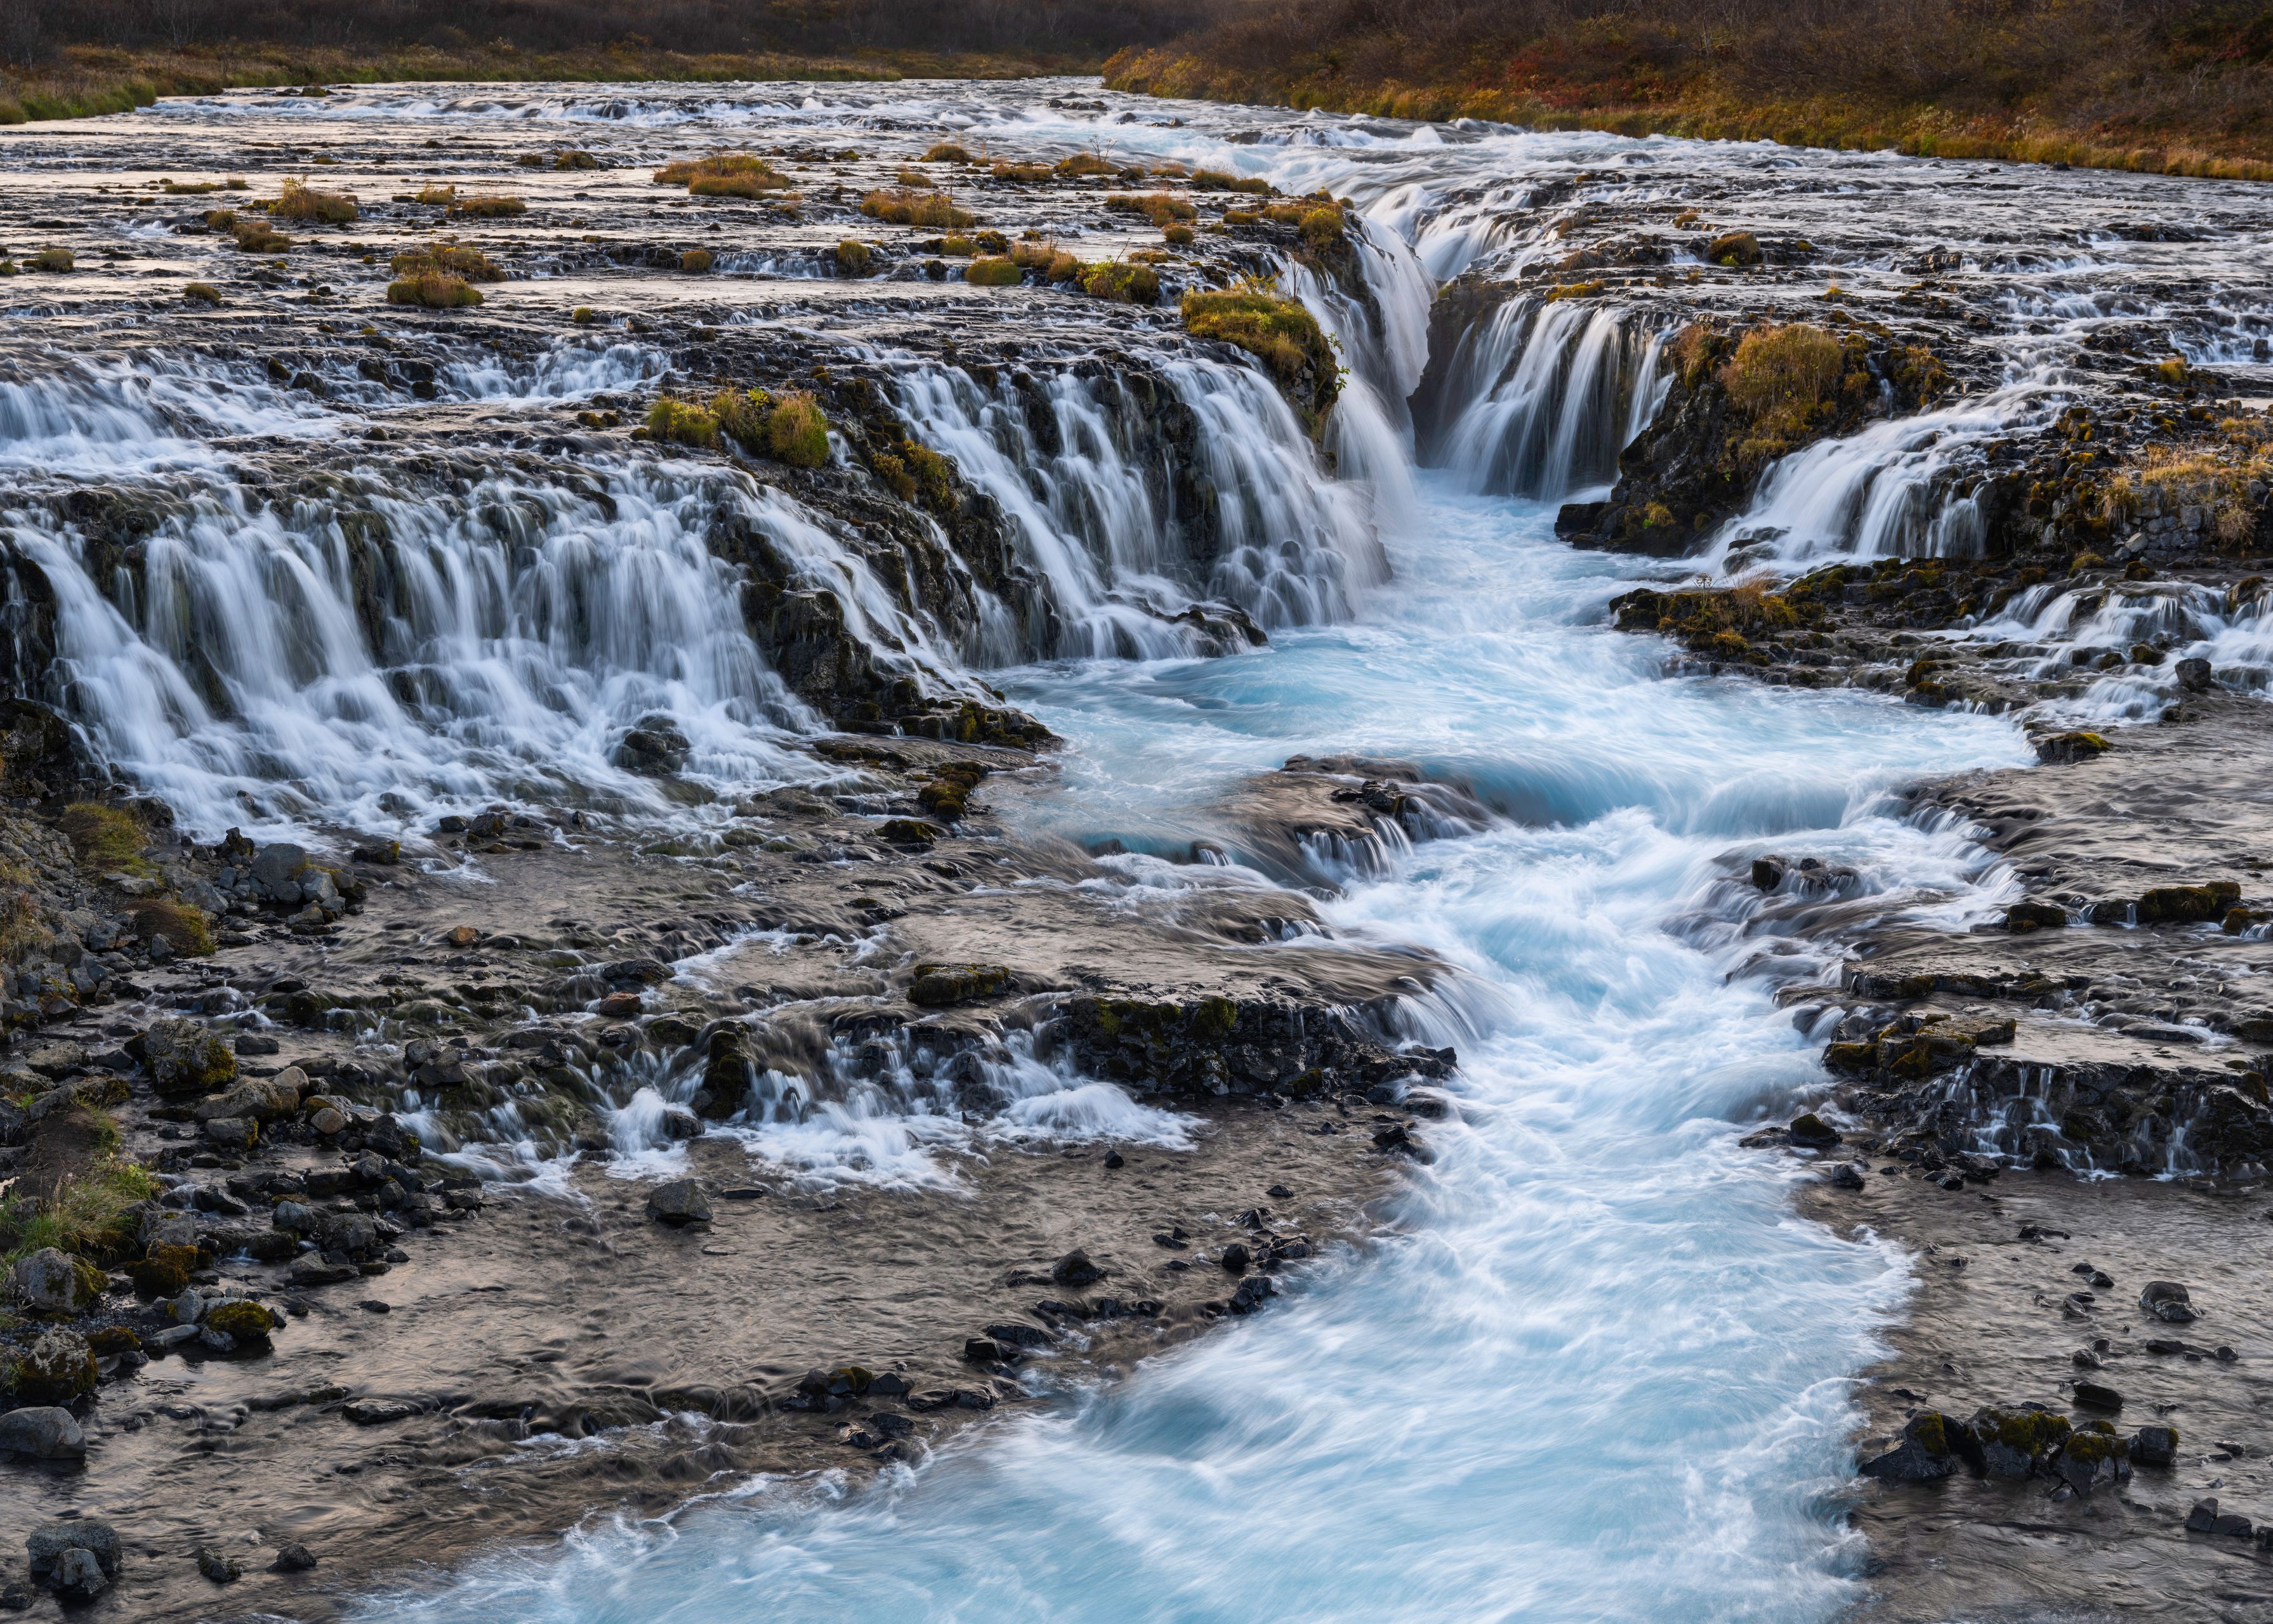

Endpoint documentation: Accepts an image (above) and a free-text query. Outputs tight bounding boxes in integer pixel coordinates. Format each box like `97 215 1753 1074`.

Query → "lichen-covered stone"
909 962 1010 1007
8 1246 104 1314
138 1016 238 1096
15 1326 97 1403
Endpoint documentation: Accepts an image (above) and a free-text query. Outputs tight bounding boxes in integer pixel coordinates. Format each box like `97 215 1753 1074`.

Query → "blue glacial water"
363 471 2030 1624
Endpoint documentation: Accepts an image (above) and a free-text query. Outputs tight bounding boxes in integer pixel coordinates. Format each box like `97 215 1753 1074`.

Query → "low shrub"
1299 206 1347 248
965 256 1022 285
1081 260 1161 303
60 802 145 872
1163 222 1195 246
1010 240 1083 281
128 897 212 955
183 282 222 304
1719 323 1848 453
570 304 600 324
160 178 221 195
835 239 873 275
1107 190 1196 225
0 1158 158 1267
656 153 789 194
29 246 74 272
681 247 715 273
1191 168 1271 193
1053 152 1117 177
390 243 504 282
765 390 830 468
1706 231 1762 267
386 271 482 308
413 183 456 206
1182 284 1335 385
449 193 526 218
922 141 974 164
553 149 602 169
232 219 289 252
990 160 1053 183
862 188 976 228
647 395 720 449
271 176 357 224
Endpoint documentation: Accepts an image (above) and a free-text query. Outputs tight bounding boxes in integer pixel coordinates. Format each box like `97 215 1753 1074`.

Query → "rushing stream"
11 69 2248 1621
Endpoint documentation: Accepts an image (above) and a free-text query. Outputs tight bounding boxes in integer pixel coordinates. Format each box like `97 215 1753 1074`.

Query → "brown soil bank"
1105 0 2273 180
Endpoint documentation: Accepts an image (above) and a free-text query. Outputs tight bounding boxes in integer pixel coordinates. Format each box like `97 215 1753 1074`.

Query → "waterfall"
1415 296 1669 501
888 358 1385 659
1706 382 2058 566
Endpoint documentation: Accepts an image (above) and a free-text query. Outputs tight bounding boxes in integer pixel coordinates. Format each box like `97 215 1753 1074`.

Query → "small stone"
0 1580 30 1609
1265 1184 1293 1199
2186 1497 2220 1533
341 1398 420 1425
360 1299 391 1314
52 1549 108 1601
645 1179 712 1226
962 1336 1006 1364
2072 1382 2124 1411
444 924 479 946
1220 1243 1251 1273
196 1547 242 1583
1102 1150 1124 1169
27 1522 121 1597
0 1407 86 1460
270 1543 317 1573
1050 1248 1104 1288
2130 1424 2179 1468
1788 1112 1841 1146
1828 1162 1867 1190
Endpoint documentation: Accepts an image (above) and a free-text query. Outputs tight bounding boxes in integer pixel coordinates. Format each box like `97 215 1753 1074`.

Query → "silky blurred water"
360 470 2029 1624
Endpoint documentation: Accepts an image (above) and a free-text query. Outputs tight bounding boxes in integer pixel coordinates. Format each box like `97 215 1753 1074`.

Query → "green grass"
0 1153 158 1269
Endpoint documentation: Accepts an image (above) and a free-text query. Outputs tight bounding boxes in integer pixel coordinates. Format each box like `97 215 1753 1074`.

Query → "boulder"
249 842 313 903
202 1116 258 1151
0 1407 85 1461
645 1179 712 1226
2131 1424 2180 1467
204 1299 277 1348
8 1247 103 1314
193 1071 303 1123
1788 1111 1840 1146
2052 1425 2130 1495
15 1328 97 1404
2138 1280 2197 1324
270 1543 317 1573
1859 1411 1965 1481
2072 1381 2124 1411
138 1018 237 1097
908 963 1010 1007
27 1522 120 1598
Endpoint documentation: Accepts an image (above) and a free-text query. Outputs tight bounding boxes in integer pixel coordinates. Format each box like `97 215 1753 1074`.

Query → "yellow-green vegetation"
27 246 72 272
1180 283 1333 382
1080 260 1161 304
128 896 212 954
413 182 456 206
129 1241 198 1297
570 304 600 323
861 188 976 228
648 388 830 467
1718 324 1851 459
2105 443 2271 548
990 160 1053 183
681 247 715 273
763 390 831 468
390 242 503 282
1163 222 1195 246
1610 579 1815 661
270 176 357 223
1107 190 1196 225
1053 152 1117 178
922 141 975 164
1190 168 1271 194
647 395 720 449
58 801 147 875
230 216 291 252
1009 239 1083 282
835 239 873 275
183 280 223 304
1545 280 1606 303
1 1156 159 1267
965 256 1023 285
1706 230 1761 267
386 270 482 308
655 152 792 198
160 178 222 194
449 192 525 218
869 438 957 514
0 260 15 276
552 149 601 170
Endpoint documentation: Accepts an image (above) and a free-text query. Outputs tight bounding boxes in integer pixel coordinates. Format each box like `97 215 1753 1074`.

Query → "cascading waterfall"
1706 383 2060 568
1418 296 1669 501
888 357 1384 658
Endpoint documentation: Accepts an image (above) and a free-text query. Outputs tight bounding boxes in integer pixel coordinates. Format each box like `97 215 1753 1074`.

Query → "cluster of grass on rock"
861 188 977 228
867 437 957 514
448 192 525 219
1715 323 1859 461
269 176 357 223
644 388 831 468
654 151 794 199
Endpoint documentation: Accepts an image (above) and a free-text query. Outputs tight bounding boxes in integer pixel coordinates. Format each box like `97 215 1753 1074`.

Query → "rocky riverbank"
0 738 1466 1618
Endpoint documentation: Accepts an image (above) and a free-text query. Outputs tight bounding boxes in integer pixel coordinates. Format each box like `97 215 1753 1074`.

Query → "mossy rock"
909 963 1010 1007
16 1327 97 1403
140 1017 238 1096
130 1241 200 1297
204 1300 276 1347
876 819 942 846
84 1325 141 1358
